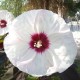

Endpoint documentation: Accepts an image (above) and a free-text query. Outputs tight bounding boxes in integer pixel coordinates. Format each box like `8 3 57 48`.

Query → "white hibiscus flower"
0 10 14 35
4 9 77 77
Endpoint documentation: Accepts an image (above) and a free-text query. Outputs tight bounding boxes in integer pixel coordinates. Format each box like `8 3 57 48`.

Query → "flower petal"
4 32 32 65
49 32 77 56
34 10 70 35
17 54 46 76
48 32 77 72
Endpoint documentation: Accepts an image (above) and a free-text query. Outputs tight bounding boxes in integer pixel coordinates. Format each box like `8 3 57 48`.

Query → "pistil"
34 40 42 48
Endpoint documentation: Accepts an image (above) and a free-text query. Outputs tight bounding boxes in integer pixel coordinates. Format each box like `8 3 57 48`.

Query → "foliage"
64 0 80 17
0 64 6 77
0 55 8 78
75 60 80 73
25 75 38 80
0 0 24 17
75 2 80 11
64 0 76 16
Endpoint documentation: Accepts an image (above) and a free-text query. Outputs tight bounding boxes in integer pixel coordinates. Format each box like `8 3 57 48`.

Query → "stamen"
34 40 42 48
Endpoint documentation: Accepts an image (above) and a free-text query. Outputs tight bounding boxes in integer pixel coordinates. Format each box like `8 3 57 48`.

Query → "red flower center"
29 33 49 53
0 20 7 28
0 42 3 49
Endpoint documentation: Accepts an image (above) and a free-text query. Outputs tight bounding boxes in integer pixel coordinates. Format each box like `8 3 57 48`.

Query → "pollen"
34 40 42 48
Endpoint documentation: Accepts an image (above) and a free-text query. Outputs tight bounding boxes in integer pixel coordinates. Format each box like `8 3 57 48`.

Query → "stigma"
34 40 42 48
